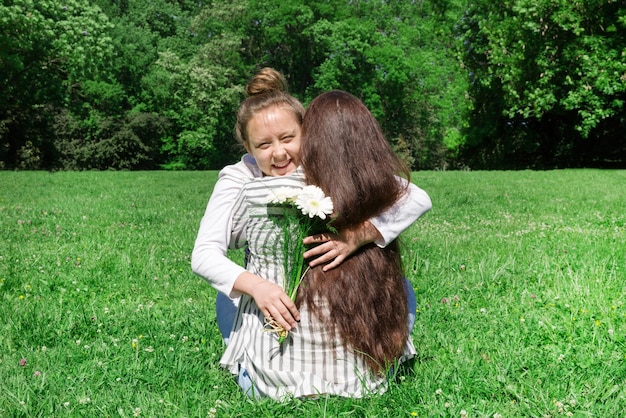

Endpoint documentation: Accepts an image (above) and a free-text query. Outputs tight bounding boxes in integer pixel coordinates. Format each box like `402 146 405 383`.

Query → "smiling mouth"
273 160 291 169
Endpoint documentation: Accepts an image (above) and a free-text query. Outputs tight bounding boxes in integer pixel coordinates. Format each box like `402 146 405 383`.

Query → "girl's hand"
303 221 382 271
250 280 300 331
233 272 300 331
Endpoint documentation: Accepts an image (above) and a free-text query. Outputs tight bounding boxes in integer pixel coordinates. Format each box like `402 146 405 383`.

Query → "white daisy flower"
295 185 334 219
266 187 300 204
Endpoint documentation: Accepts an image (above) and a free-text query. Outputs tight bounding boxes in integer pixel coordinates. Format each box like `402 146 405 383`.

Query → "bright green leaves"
0 0 114 84
463 0 626 137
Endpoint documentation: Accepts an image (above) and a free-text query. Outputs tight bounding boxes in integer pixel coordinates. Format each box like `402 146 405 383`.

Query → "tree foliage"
460 0 626 168
1 0 625 170
1 0 114 168
238 0 468 169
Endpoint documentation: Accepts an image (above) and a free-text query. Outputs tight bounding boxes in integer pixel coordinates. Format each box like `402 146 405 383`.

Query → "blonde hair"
235 68 305 146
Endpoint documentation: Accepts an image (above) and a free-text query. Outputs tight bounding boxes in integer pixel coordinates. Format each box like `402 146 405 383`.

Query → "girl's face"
245 105 301 177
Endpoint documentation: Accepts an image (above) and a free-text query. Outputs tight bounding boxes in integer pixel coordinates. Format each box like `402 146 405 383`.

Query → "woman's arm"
191 160 255 298
303 180 432 270
369 181 432 246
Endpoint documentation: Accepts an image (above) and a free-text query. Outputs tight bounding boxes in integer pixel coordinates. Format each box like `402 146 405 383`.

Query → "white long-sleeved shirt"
191 154 432 298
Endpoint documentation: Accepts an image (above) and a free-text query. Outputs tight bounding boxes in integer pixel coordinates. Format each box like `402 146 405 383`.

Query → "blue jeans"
216 292 239 346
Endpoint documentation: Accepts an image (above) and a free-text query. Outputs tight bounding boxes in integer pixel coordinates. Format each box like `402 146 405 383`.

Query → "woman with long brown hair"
298 90 413 375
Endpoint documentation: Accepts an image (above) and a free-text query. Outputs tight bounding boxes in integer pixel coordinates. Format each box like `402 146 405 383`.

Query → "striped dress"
220 170 416 400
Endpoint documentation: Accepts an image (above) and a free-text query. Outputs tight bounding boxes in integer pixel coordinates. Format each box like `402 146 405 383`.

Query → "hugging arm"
304 181 432 270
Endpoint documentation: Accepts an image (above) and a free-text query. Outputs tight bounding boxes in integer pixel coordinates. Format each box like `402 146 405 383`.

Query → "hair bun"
246 67 288 96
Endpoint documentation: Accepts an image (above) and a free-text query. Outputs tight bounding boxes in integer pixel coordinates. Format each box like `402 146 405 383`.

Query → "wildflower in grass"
19 358 26 367
411 412 418 417
460 410 468 418
132 339 138 348
441 297 448 304
133 407 141 416
33 370 41 377
554 400 565 413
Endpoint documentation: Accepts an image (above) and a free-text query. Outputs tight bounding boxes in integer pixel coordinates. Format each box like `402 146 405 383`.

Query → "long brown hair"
298 90 411 374
235 67 305 147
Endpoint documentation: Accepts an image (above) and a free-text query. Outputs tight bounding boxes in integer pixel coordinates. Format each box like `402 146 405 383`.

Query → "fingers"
303 233 331 245
322 254 345 271
305 240 351 266
304 242 335 267
266 304 297 332
252 281 300 330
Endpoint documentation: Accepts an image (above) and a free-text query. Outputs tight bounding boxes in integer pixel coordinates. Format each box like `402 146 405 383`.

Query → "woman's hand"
303 221 382 271
233 272 300 332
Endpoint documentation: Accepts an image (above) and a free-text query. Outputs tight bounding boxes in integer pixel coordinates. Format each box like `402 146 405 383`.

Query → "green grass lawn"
1 169 625 417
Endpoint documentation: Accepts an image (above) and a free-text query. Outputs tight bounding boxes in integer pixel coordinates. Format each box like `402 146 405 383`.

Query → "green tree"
2 0 473 170
57 0 217 170
460 0 626 168
239 0 468 169
0 0 114 169
140 0 249 169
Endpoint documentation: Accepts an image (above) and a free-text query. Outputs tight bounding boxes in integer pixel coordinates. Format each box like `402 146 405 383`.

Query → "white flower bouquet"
264 185 334 343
